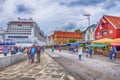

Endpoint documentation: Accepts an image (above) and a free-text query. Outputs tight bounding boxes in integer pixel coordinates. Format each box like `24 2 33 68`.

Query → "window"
87 34 90 41
97 32 100 36
92 28 94 32
88 29 91 33
109 30 113 34
102 30 107 36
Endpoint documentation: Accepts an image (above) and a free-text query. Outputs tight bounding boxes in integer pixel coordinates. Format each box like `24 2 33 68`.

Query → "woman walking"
109 46 113 61
78 47 83 60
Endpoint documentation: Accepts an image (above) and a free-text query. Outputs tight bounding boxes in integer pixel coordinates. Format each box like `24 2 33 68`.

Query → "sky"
0 0 120 36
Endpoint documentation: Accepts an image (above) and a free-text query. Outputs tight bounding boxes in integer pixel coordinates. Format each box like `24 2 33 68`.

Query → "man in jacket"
36 46 41 63
30 45 36 63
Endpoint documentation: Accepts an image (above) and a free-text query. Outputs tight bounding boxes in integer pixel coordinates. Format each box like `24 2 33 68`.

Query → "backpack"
4 48 9 53
30 47 36 54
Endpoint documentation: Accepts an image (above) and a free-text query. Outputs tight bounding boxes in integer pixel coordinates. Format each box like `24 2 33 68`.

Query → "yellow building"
53 31 82 44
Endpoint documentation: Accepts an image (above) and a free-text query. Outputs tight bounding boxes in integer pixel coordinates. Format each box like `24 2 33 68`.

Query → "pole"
83 14 91 27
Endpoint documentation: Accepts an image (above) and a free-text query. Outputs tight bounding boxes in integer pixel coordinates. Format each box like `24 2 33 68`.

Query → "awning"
91 38 113 44
112 38 120 43
111 43 120 46
90 44 106 47
67 43 81 47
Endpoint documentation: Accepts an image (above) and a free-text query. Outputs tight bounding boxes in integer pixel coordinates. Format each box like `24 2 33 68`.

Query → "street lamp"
83 14 91 27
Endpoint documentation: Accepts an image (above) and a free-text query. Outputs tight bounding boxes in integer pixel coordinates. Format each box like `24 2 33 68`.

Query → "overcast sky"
0 0 120 35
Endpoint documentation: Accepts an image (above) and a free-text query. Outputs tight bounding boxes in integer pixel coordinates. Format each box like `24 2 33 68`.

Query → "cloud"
0 0 120 35
16 4 34 14
62 23 76 31
59 0 105 7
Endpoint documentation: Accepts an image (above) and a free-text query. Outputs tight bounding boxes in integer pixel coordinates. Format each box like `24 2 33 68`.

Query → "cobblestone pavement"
46 49 120 80
0 52 75 80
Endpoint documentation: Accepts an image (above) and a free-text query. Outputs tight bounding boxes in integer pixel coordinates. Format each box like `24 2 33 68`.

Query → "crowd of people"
2 46 25 56
1 45 44 63
78 46 117 60
51 45 118 61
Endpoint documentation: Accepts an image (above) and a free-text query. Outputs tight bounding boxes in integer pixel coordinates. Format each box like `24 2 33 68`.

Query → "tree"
74 29 81 33
69 39 76 43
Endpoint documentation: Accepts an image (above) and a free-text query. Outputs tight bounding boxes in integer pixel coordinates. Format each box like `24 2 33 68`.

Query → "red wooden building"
95 15 120 40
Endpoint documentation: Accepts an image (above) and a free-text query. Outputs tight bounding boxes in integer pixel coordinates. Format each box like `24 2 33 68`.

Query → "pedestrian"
52 46 55 52
86 47 89 57
27 47 31 61
109 46 113 61
89 48 93 58
78 47 83 60
58 46 62 52
36 46 41 63
30 45 36 63
11 46 15 55
112 46 117 60
3 46 9 56
42 46 44 53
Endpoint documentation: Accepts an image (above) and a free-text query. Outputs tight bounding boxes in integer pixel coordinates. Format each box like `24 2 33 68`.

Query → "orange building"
53 31 82 44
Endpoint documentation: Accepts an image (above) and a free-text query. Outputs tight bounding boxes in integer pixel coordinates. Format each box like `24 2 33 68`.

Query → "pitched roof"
54 31 82 38
104 15 120 29
85 24 97 32
51 34 54 39
48 34 54 40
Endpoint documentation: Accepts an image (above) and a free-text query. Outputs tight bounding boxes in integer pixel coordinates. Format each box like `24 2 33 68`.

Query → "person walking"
52 46 55 52
3 46 9 56
30 45 36 63
36 46 41 63
112 46 117 60
58 46 62 52
89 48 93 58
27 47 31 62
109 46 113 61
86 47 89 57
78 47 83 60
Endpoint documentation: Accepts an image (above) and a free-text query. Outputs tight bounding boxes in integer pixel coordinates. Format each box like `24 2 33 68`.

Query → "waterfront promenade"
0 52 75 80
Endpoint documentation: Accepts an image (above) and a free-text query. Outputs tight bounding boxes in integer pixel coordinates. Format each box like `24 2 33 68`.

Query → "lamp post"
83 14 91 27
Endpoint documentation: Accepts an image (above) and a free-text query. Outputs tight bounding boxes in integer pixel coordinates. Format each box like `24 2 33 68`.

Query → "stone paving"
0 52 75 80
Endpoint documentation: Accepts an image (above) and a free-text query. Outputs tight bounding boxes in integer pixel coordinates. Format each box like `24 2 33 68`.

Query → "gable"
104 15 120 29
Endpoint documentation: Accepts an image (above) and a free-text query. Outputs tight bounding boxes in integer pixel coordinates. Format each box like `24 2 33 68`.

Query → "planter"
117 52 120 58
101 51 109 57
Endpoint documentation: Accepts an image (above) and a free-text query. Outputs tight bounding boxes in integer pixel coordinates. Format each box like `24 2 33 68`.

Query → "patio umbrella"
67 43 80 47
111 42 120 46
91 38 113 44
112 38 120 43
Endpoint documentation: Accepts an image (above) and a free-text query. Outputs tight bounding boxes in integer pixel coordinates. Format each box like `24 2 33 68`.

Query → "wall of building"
85 27 96 41
95 17 120 40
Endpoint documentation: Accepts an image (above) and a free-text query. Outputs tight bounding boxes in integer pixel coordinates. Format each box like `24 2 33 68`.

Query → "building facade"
52 31 82 44
0 30 5 42
5 18 46 47
84 24 97 41
95 15 120 40
48 34 54 45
